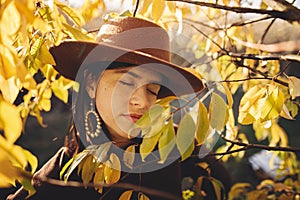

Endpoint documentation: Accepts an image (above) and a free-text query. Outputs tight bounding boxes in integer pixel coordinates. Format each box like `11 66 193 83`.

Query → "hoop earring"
85 100 101 138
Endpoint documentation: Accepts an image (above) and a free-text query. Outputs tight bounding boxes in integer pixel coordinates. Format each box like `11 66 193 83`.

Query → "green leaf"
140 131 162 161
158 119 176 163
133 104 168 138
176 114 195 161
209 92 228 131
195 102 209 145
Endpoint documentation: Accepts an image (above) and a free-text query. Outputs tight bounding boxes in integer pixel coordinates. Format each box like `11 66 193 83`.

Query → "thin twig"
133 0 140 17
167 0 300 22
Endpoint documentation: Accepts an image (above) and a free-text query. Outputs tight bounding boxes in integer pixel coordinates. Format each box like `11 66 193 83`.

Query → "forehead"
101 66 163 83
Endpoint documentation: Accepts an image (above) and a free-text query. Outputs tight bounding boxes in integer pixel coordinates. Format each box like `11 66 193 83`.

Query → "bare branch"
221 135 300 152
133 0 140 17
167 0 300 22
40 177 181 200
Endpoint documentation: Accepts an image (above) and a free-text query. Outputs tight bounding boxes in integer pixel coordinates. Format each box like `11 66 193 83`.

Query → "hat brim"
49 41 204 97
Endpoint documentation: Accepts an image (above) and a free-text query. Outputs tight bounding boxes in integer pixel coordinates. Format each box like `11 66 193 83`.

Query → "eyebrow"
116 69 141 79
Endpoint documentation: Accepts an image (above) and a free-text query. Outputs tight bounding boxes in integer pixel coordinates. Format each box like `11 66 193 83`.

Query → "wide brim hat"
50 16 204 98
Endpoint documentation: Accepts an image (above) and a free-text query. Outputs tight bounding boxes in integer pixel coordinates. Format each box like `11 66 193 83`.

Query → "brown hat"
50 16 204 97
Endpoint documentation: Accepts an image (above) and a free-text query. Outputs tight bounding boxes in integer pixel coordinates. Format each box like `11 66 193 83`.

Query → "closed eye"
147 88 158 96
119 80 134 86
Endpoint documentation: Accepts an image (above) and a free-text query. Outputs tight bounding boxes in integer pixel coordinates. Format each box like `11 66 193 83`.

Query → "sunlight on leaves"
209 92 228 131
104 153 121 184
288 76 300 100
119 190 133 200
123 145 135 169
176 114 195 161
158 119 176 163
195 102 209 145
0 97 22 143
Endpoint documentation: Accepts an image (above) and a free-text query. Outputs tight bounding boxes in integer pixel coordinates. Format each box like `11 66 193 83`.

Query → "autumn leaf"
158 119 176 163
176 114 195 161
195 102 209 145
209 92 228 131
104 153 121 184
0 97 22 143
288 76 300 99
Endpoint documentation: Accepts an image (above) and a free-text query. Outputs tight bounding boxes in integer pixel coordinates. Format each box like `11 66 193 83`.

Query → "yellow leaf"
158 119 176 163
211 178 224 200
16 64 36 91
140 131 162 161
0 1 21 42
14 1 35 23
39 99 51 112
209 92 228 131
0 44 17 79
279 104 293 120
123 145 135 169
195 102 209 145
55 0 85 27
167 2 176 13
0 98 22 143
238 85 265 124
140 0 152 15
152 0 165 22
33 17 51 33
222 83 233 108
62 23 94 42
119 190 133 200
288 76 300 99
176 114 195 161
260 85 284 122
93 164 104 193
38 44 56 66
51 79 69 103
156 96 177 107
138 192 150 200
0 76 21 103
81 155 96 186
228 182 252 199
104 153 121 184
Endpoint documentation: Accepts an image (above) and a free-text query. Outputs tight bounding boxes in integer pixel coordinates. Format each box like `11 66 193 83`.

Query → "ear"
84 71 97 99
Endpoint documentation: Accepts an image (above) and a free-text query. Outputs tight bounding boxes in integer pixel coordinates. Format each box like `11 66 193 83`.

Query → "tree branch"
167 0 300 22
40 177 181 200
221 135 300 153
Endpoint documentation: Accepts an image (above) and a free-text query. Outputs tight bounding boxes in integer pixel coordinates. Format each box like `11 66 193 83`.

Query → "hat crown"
96 17 171 62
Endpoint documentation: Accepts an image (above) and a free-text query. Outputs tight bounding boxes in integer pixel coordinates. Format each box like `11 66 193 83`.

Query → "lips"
123 113 143 123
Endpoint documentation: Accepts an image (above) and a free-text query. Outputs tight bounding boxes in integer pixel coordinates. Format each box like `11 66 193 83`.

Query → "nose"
129 86 151 110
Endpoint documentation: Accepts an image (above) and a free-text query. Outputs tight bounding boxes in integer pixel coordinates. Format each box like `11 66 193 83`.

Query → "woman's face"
95 66 162 143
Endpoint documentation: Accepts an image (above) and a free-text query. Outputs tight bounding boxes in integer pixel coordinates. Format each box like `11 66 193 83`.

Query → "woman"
7 16 230 200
